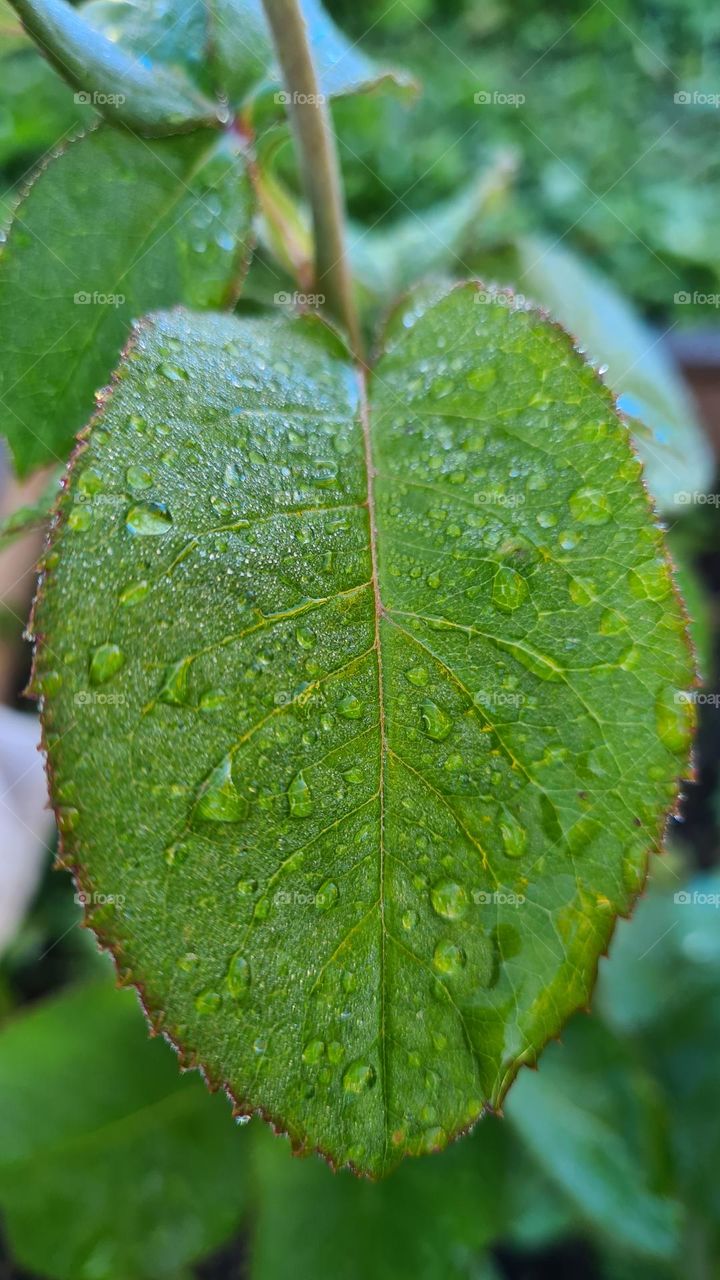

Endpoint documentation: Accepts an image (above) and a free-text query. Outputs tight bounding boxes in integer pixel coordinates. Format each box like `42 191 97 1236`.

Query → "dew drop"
343 1060 376 1094
288 771 313 818
492 565 528 611
420 700 452 741
119 580 149 607
158 657 193 706
569 487 611 525
226 952 251 1000
338 693 363 720
194 756 248 823
433 938 466 975
405 666 429 687
126 465 153 491
431 879 468 920
316 879 339 911
195 989 221 1014
296 626 315 650
302 1038 325 1064
125 501 173 536
500 811 528 859
89 643 125 686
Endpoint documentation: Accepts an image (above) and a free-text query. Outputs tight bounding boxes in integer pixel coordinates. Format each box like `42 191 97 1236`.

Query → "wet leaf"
34 284 693 1176
0 126 253 473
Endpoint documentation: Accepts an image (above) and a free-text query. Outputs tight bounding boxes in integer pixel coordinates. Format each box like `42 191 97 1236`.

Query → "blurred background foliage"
0 0 719 1277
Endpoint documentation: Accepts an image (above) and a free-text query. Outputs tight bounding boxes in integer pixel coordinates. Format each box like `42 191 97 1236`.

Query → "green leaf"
251 1116 510 1280
506 1015 681 1259
0 0 83 167
83 0 416 109
9 0 219 134
0 125 253 474
34 285 693 1177
0 466 61 551
0 981 248 1280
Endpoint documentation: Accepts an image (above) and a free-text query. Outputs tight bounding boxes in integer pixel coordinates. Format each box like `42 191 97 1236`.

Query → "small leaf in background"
0 125 253 473
506 1016 681 1260
34 286 693 1175
83 0 416 110
0 982 249 1280
9 0 219 135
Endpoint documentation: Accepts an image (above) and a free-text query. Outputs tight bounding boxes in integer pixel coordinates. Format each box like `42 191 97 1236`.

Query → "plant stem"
260 0 363 359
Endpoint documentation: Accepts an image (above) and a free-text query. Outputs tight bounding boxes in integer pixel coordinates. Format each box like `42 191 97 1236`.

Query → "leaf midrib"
358 366 390 1166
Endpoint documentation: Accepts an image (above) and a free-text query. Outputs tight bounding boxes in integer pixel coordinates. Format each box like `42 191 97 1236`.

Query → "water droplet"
343 767 363 784
296 626 315 650
431 880 468 920
89 643 124 686
316 880 339 911
401 909 417 931
78 468 104 496
343 1060 376 1094
119 580 149 607
655 690 693 753
492 565 528 611
237 878 257 896
195 989 221 1014
420 700 452 741
37 670 62 696
177 952 198 972
159 361 188 382
433 938 466 975
199 688 227 712
628 561 670 602
569 487 610 525
406 666 428 687
500 812 527 859
426 571 442 589
288 771 313 818
158 657 193 706
302 1038 325 1064
68 505 91 531
226 952 251 1000
194 756 248 823
126 465 153 491
338 693 363 720
125 501 173 536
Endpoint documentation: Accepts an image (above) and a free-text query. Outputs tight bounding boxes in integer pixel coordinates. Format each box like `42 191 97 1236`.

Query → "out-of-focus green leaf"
0 982 249 1280
506 1016 681 1259
9 0 219 134
83 0 415 109
251 1117 509 1280
0 126 253 473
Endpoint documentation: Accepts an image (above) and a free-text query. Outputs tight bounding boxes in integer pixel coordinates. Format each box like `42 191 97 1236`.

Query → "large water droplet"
195 989 221 1014
194 756 248 823
500 811 527 859
89 643 124 686
431 880 468 920
288 771 313 818
158 657 193 706
119 580 149 607
433 938 466 975
492 565 528 611
420 700 452 741
316 880 338 911
226 952 251 1000
343 1060 376 1094
569 487 610 525
338 693 364 720
125 501 173 536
